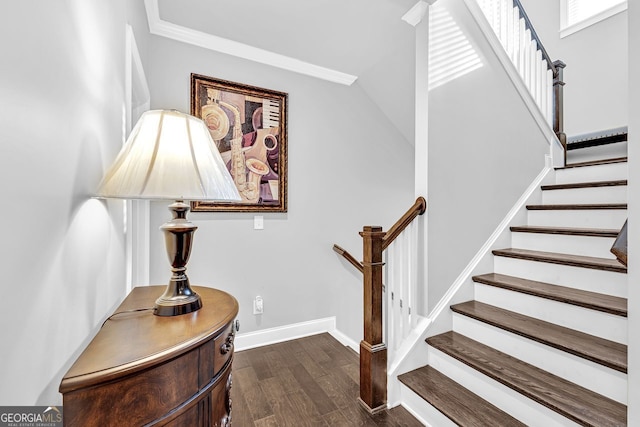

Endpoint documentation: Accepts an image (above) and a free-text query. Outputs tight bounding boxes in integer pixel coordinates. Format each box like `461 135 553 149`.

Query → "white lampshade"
97 110 240 201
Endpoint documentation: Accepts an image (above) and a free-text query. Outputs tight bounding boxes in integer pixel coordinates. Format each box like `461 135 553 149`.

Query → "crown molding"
402 0 438 27
144 0 358 86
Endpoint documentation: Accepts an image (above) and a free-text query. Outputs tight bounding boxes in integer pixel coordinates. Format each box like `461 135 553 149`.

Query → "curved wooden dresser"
59 286 238 427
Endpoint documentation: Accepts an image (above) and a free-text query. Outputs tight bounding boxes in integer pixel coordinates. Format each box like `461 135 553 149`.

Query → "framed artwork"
190 73 288 212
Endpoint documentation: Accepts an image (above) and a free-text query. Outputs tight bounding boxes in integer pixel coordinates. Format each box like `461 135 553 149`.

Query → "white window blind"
561 0 627 37
566 0 624 26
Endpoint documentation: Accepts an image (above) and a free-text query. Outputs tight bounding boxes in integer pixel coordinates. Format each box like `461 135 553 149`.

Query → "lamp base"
154 200 203 317
154 292 202 317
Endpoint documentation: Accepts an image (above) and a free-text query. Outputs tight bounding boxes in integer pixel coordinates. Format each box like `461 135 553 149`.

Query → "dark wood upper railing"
333 196 426 413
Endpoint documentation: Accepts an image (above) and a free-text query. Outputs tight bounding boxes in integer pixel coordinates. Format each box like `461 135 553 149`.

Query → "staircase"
399 141 628 426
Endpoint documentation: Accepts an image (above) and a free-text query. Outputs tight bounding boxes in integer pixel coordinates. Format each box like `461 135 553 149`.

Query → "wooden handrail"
332 197 427 413
382 197 427 251
332 244 364 273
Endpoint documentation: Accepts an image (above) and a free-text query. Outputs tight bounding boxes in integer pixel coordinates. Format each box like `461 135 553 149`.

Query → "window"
561 0 627 38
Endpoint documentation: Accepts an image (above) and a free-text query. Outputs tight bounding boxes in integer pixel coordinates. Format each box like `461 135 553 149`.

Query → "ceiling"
155 0 418 82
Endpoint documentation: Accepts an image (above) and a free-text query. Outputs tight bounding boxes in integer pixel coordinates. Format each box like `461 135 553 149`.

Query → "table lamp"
96 110 241 316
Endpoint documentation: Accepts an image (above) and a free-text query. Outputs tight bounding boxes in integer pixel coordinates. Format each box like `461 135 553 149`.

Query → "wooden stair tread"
567 133 627 151
509 225 619 237
450 301 627 372
399 366 526 427
427 331 627 427
541 179 627 191
473 273 627 316
492 248 627 273
557 157 627 169
526 203 627 210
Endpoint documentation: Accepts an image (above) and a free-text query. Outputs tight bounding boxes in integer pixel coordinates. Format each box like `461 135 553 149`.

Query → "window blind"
566 0 625 26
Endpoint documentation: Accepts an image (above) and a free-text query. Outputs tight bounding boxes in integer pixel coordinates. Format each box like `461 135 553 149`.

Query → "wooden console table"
59 286 238 426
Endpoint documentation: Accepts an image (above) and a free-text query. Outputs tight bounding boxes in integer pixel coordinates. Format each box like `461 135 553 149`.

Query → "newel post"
359 226 387 413
553 60 567 163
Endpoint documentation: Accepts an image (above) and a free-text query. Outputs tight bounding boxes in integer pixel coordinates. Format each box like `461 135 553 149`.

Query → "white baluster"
523 29 532 91
383 249 389 353
391 238 401 351
400 230 409 341
505 2 514 60
518 19 527 79
533 47 542 105
500 0 506 48
529 39 538 102
409 221 419 329
512 7 520 65
547 68 554 124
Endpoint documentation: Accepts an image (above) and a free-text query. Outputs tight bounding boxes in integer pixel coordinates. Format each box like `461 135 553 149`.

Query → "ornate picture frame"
190 73 288 212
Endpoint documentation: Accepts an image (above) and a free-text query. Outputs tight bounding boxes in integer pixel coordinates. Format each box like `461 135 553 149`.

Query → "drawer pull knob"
220 334 234 355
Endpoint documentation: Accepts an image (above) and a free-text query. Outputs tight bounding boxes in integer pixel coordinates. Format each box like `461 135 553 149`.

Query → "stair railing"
333 196 427 413
474 0 567 158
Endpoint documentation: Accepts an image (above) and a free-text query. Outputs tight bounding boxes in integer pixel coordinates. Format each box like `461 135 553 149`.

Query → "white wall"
145 36 415 343
0 0 148 405
520 0 628 136
426 0 549 312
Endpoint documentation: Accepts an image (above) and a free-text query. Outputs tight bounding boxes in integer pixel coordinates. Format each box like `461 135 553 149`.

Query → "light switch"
254 215 264 230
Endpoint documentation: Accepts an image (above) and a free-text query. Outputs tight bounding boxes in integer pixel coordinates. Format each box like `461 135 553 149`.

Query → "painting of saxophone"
190 73 288 212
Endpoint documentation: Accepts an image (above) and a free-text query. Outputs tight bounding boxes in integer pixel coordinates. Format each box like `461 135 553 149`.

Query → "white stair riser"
493 257 627 298
474 283 627 344
399 384 457 427
452 315 628 404
428 346 582 427
511 232 617 259
527 209 627 229
555 162 627 184
566 142 628 165
541 186 627 205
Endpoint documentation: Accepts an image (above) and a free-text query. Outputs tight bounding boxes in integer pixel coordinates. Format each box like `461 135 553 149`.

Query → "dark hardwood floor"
231 333 423 426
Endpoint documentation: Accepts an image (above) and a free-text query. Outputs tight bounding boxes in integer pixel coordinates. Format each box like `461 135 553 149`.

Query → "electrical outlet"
253 296 264 315
254 215 264 230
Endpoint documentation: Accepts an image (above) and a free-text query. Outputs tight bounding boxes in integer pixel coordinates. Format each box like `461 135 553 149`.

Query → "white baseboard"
235 317 359 353
328 328 360 353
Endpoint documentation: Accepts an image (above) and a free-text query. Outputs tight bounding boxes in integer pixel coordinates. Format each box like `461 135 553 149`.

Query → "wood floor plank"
451 301 627 372
230 370 254 427
322 409 352 426
260 376 306 427
233 366 274 421
247 347 274 381
399 366 525 426
232 333 421 426
254 415 280 427
472 273 627 316
382 405 427 427
315 374 355 410
428 331 627 427
290 362 338 415
337 403 381 426
286 389 326 426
